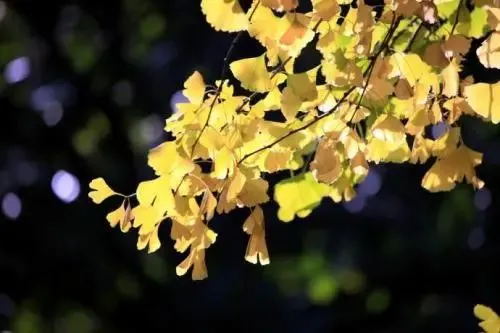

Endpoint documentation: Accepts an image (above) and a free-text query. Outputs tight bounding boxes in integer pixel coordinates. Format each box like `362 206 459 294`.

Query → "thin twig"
190 1 261 157
237 85 357 165
349 15 400 125
404 21 424 53
235 19 323 114
450 0 463 36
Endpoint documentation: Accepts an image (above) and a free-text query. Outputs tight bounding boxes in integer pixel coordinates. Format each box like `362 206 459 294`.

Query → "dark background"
1 0 500 332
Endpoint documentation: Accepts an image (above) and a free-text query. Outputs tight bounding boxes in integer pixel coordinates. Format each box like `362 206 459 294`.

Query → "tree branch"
450 0 463 36
235 19 323 114
237 85 356 165
237 15 401 165
190 1 261 157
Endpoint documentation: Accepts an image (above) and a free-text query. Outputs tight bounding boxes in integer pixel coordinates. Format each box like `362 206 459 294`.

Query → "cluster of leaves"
89 0 500 280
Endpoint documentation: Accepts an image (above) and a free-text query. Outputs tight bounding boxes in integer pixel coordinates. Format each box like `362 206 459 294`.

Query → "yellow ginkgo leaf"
137 224 161 254
176 247 208 280
388 52 431 87
242 205 270 265
371 114 406 143
237 178 270 207
487 7 500 31
212 146 236 179
464 82 500 124
441 58 460 97
312 0 340 20
274 172 330 222
477 32 500 69
230 54 272 93
287 67 319 101
281 86 303 121
262 0 298 11
474 304 500 333
200 0 248 32
106 200 132 232
421 144 484 192
88 178 116 204
310 139 343 184
182 71 205 105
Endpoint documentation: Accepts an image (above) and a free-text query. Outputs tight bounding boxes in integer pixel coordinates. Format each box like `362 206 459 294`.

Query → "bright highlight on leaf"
230 54 272 93
89 0 500 280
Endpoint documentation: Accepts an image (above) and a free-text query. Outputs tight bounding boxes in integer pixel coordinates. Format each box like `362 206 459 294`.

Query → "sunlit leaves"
464 82 500 124
422 144 484 192
90 0 500 280
274 172 330 222
477 32 500 69
230 54 272 93
200 0 248 32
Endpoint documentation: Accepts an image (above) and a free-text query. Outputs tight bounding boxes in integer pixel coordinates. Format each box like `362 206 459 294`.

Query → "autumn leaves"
89 0 500 280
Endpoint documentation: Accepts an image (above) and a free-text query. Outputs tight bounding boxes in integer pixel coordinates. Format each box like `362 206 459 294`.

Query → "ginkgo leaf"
477 32 500 69
422 144 484 192
212 146 236 179
137 224 162 253
278 13 316 58
201 0 248 32
388 52 431 87
182 71 205 105
312 0 340 20
242 205 270 265
371 114 406 143
464 82 500 124
230 54 272 93
441 58 460 97
88 178 116 204
106 200 132 232
274 172 330 222
281 86 303 121
287 67 319 101
237 178 270 207
474 304 500 333
176 247 208 280
487 7 500 31
279 14 310 46
310 139 343 184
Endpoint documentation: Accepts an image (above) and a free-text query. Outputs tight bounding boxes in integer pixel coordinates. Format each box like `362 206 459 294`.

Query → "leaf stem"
190 1 261 157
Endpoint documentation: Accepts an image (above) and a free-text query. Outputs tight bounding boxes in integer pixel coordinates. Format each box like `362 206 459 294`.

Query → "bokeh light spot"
431 122 449 139
51 170 80 203
0 2 6 22
0 293 15 317
15 161 39 186
138 114 164 147
366 289 391 313
358 169 382 197
4 57 30 84
42 101 64 127
307 273 338 305
112 81 134 107
1 192 22 220
468 227 485 250
343 195 366 214
169 90 188 113
474 188 491 211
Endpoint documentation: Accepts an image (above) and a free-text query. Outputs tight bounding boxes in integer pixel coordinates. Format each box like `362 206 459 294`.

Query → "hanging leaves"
88 0 500 280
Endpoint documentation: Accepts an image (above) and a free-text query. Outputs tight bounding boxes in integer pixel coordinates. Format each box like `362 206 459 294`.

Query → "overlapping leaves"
89 0 500 280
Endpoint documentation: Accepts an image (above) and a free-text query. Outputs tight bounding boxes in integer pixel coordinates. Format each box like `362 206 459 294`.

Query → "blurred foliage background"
1 0 500 332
